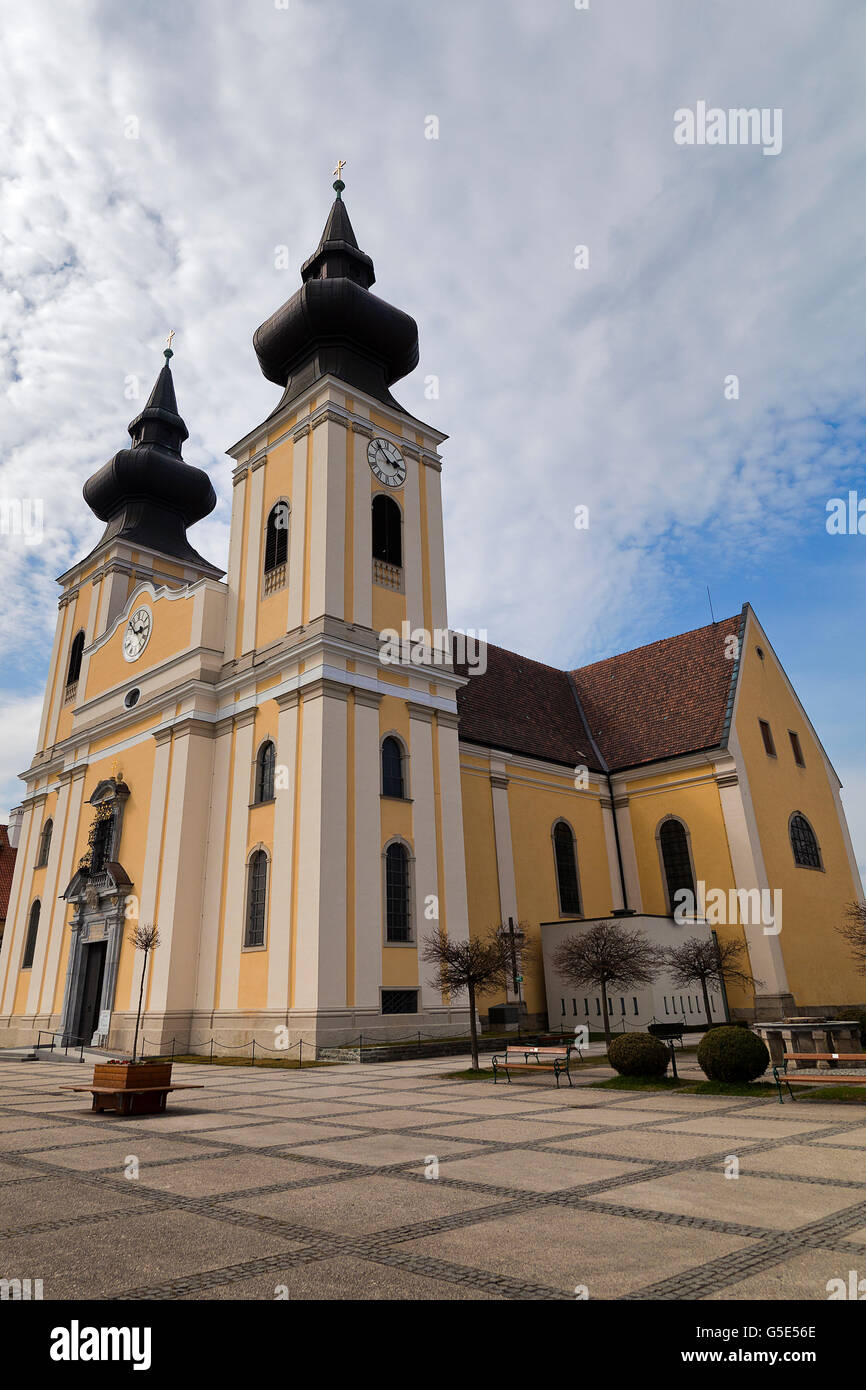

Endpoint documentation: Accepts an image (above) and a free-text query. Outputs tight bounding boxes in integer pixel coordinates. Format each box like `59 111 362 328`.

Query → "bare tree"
552 920 665 1047
665 935 759 1026
837 902 866 975
421 926 522 1071
128 923 160 1063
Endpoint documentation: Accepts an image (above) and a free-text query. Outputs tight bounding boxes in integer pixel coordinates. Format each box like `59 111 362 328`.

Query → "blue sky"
0 0 864 876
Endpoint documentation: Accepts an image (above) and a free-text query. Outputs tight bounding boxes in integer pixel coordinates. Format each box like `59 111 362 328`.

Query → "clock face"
367 437 406 488
122 606 152 663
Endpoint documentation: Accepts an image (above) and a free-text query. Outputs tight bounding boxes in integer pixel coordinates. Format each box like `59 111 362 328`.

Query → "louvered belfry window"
264 503 289 573
381 737 404 798
256 741 276 803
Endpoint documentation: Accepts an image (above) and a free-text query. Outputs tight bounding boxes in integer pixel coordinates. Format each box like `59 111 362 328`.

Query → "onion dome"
83 347 220 571
254 178 419 412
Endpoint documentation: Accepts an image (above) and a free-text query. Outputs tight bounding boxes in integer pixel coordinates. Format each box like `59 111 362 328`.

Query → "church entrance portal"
75 941 106 1044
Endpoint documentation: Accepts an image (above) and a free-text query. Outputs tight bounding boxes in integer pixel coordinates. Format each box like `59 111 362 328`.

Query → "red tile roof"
456 613 742 773
0 825 17 920
570 614 742 771
456 643 603 771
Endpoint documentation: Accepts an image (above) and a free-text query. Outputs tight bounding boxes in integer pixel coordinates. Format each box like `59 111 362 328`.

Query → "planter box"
92 1062 173 1091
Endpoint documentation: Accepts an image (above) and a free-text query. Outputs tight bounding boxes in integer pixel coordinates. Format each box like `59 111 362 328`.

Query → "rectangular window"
664 997 670 1015
583 998 589 1015
789 730 805 767
633 997 639 1015
595 998 601 1016
680 995 685 1015
572 998 577 1015
620 997 626 1015
759 719 776 757
688 996 693 1013
381 989 418 1015
561 998 566 1015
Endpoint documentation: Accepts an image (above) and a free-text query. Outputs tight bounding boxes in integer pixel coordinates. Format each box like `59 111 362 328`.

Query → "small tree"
837 902 866 974
665 935 760 1026
552 920 665 1047
421 927 520 1071
129 923 160 1063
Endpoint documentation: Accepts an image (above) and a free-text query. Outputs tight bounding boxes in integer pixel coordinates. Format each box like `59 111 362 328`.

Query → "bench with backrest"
492 1044 575 1087
773 1052 866 1103
60 1083 204 1115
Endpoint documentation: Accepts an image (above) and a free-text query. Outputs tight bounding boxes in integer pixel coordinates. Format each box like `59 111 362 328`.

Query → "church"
0 177 862 1053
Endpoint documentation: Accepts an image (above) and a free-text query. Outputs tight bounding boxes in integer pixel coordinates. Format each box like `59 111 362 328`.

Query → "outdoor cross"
333 158 346 180
165 329 175 351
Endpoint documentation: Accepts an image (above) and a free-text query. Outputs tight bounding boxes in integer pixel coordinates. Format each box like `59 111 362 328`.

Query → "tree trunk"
467 982 479 1071
132 948 148 1064
699 975 713 1030
600 987 612 1049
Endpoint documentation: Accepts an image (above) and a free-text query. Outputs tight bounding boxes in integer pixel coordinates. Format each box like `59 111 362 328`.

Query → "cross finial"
164 328 175 362
332 158 346 197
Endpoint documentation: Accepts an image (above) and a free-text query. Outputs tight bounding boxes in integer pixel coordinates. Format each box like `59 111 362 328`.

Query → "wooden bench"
60 1084 204 1115
773 1053 866 1104
492 1045 574 1088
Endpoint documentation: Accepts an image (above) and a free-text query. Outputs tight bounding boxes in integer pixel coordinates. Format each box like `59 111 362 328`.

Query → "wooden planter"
92 1062 173 1091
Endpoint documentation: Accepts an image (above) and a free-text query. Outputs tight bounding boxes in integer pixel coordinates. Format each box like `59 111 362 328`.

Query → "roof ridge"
571 612 741 676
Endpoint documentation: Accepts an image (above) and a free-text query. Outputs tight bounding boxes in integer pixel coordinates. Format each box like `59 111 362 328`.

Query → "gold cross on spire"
165 329 175 351
333 158 346 181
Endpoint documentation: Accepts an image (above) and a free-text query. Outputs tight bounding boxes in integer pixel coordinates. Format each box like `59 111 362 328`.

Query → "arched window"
381 737 405 798
385 842 411 942
659 818 696 911
245 850 269 948
22 901 40 969
66 631 85 688
90 808 114 873
553 821 581 915
372 494 402 567
255 741 276 804
36 819 53 868
790 812 822 869
263 501 289 575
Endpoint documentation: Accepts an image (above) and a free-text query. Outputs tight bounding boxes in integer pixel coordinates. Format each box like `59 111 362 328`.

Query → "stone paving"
2 1052 866 1300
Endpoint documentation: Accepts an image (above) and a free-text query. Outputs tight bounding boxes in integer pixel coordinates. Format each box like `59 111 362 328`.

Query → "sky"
0 0 864 876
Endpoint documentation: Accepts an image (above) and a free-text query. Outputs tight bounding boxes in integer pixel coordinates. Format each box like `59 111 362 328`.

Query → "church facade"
0 182 862 1053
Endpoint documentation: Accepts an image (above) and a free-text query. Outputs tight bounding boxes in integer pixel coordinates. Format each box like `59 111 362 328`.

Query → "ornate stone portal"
59 779 133 1046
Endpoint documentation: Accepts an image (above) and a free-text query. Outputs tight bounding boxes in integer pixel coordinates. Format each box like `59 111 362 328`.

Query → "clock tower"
0 177 472 1052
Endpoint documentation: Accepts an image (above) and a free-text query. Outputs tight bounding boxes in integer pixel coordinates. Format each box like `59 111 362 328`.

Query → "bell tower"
214 172 471 1041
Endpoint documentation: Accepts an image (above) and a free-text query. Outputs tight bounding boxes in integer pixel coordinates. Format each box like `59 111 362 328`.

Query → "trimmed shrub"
697 1025 769 1083
608 1032 669 1078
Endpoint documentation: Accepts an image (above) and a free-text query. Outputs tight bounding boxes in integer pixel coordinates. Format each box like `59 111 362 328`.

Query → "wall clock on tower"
122 606 152 662
367 437 406 488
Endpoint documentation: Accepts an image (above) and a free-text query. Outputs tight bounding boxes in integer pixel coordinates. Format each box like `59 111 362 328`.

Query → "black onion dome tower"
254 177 420 413
83 347 221 572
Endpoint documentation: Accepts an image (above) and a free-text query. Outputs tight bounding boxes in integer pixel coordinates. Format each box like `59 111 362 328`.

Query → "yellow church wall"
255 439 294 650
508 774 611 1016
381 948 419 989
238 945 270 1012
459 766 502 940
54 586 97 744
735 616 863 1006
372 576 405 635
88 712 163 757
85 595 194 698
628 777 735 916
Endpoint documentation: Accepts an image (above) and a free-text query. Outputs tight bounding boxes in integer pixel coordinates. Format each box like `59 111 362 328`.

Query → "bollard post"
669 1038 678 1080
209 1038 214 1064
251 1038 256 1067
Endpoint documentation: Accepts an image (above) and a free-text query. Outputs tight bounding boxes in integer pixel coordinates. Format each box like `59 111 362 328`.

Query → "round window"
124 688 141 708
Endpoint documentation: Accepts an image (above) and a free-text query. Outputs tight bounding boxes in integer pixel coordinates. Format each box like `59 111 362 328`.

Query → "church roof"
455 612 743 774
570 613 742 771
455 643 604 772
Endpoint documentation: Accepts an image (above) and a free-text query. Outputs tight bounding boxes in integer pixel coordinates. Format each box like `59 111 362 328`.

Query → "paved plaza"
2 1053 866 1300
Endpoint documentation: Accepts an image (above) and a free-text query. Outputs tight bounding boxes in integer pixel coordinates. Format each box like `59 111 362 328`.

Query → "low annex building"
0 181 862 1052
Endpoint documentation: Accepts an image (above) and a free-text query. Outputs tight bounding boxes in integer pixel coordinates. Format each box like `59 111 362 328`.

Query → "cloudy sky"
1 0 864 875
